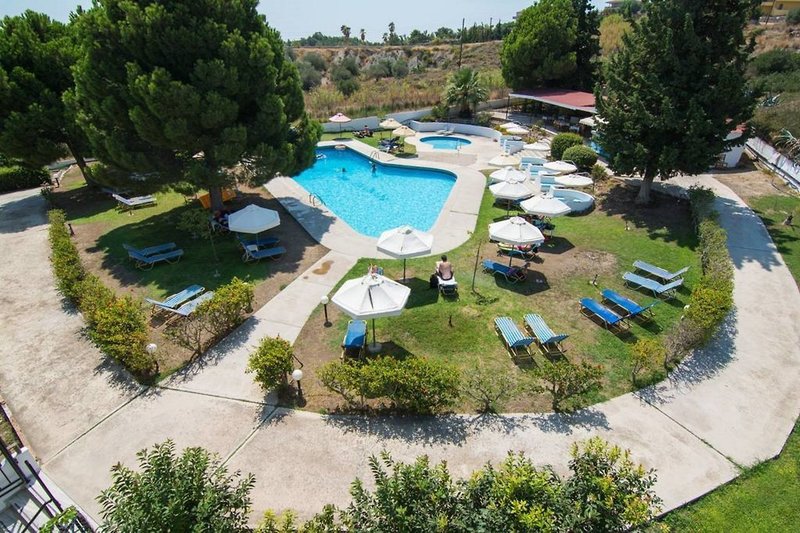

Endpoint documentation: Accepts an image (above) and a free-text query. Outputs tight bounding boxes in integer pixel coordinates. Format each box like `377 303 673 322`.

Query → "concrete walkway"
1 173 799 523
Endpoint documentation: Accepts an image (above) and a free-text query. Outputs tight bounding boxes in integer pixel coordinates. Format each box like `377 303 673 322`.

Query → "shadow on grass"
404 278 440 309
490 270 551 296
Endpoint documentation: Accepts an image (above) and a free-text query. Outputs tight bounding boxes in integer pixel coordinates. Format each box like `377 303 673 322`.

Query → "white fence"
746 137 800 189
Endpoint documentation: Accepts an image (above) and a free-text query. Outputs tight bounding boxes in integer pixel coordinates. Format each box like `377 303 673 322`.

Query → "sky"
0 1 608 41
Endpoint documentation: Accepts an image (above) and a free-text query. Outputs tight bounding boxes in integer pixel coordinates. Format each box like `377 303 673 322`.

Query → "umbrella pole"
403 258 407 282
368 318 381 353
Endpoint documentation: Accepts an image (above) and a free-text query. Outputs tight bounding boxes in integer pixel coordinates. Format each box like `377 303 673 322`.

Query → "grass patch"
320 131 417 156
749 194 800 284
294 180 700 412
664 421 800 532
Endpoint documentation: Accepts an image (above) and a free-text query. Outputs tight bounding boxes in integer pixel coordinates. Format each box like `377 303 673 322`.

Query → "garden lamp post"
292 368 304 400
321 295 331 326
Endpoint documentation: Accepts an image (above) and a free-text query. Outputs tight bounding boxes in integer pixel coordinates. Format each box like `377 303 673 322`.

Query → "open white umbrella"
520 194 572 218
488 216 545 264
543 160 578 175
523 141 551 152
392 125 416 137
379 118 402 130
329 112 351 134
579 116 596 127
489 180 535 201
489 152 522 167
489 166 528 184
227 204 280 234
554 174 594 188
506 125 530 136
331 273 411 352
376 225 434 281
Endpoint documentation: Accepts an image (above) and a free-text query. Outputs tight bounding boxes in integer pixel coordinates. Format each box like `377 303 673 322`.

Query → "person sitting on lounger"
435 255 454 281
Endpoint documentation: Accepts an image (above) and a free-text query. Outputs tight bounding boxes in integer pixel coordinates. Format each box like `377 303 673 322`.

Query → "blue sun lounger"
341 320 367 358
579 298 628 330
237 235 280 248
242 244 286 262
145 284 205 314
623 272 683 298
482 260 527 283
126 247 184 270
601 289 657 320
494 317 536 358
123 242 177 257
633 260 689 282
170 291 215 317
523 314 569 353
112 193 157 210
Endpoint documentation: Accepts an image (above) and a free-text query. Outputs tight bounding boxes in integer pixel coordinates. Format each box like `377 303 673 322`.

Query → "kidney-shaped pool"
293 147 456 237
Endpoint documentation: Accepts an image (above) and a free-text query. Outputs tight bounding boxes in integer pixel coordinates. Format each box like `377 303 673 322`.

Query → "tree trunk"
66 142 97 187
635 174 655 205
209 185 224 212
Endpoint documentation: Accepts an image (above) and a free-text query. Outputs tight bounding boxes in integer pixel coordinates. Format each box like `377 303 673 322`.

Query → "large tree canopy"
572 0 601 91
501 0 578 90
0 11 91 178
596 0 755 203
70 0 319 208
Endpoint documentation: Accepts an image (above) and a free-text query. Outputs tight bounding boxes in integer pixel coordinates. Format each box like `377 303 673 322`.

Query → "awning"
509 89 597 114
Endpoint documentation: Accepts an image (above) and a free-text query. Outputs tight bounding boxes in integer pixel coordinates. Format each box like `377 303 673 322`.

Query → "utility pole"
458 18 465 68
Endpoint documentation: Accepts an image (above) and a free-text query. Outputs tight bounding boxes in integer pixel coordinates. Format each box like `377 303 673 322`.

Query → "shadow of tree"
0 192 50 234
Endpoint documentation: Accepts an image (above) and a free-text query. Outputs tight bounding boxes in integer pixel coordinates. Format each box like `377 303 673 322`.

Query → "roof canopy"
509 89 596 114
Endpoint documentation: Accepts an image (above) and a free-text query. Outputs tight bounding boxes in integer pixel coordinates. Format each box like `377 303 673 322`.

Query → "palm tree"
444 68 488 118
341 25 351 44
360 28 366 43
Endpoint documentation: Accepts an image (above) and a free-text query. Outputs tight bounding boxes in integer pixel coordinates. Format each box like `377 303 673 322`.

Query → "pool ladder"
370 150 381 161
309 193 324 207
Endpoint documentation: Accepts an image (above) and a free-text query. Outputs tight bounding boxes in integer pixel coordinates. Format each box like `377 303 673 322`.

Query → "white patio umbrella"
392 125 416 137
554 174 594 188
489 166 527 184
329 112 351 134
331 273 411 352
579 116 596 127
543 160 578 175
379 118 401 130
520 194 572 218
489 216 545 265
489 180 535 201
523 141 551 152
376 225 434 281
488 152 522 167
506 125 530 136
227 204 280 234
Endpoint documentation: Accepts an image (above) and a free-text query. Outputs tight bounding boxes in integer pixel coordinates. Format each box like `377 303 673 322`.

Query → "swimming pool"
420 136 472 150
293 147 456 237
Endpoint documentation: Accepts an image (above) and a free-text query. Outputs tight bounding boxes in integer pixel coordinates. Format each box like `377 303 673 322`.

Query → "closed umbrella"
376 225 434 281
329 112 351 134
554 174 594 188
227 204 280 234
489 152 522 167
489 216 545 265
331 273 411 352
489 166 527 184
543 160 578 175
520 194 572 218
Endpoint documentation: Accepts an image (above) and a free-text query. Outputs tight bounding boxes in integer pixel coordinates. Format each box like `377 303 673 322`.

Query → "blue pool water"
293 147 456 237
420 136 472 150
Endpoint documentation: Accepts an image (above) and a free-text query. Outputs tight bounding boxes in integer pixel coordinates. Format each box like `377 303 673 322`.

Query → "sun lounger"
494 317 535 358
601 289 657 320
579 297 628 330
145 284 205 314
341 320 367 359
112 193 157 210
633 260 689 282
623 272 683 298
482 260 527 283
436 125 454 135
523 314 569 353
126 247 184 270
497 243 538 261
242 244 286 262
152 291 214 318
237 235 280 248
437 276 458 297
123 242 177 257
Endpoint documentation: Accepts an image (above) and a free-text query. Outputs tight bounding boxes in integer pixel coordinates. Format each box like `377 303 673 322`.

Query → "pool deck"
265 139 487 258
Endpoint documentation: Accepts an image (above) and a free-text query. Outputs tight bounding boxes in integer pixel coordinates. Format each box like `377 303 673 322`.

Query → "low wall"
322 116 380 133
407 120 502 140
746 137 800 189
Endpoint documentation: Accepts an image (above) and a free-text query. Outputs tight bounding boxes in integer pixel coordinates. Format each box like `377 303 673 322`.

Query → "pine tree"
596 0 755 204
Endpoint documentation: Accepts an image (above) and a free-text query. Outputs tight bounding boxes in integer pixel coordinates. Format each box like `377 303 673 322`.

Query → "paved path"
1 174 799 523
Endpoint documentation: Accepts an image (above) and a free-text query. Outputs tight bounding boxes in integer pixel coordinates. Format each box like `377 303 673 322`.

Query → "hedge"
48 210 156 378
562 145 598 170
0 165 50 193
550 133 584 160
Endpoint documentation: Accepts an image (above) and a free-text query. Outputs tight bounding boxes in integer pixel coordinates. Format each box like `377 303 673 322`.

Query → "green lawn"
664 421 800 532
60 182 278 299
749 194 800 284
320 131 417 155
295 179 700 411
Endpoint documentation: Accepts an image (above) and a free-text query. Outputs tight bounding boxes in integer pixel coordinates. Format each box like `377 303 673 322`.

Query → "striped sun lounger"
523 313 569 353
494 317 536 358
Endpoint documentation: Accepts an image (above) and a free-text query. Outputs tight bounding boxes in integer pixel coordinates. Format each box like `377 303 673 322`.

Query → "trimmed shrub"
631 338 665 385
0 164 50 193
533 360 603 411
550 132 584 160
77 274 115 327
562 145 598 170
48 210 85 300
247 336 294 392
90 296 155 376
319 356 460 414
590 163 609 181
199 277 254 339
